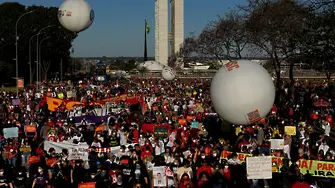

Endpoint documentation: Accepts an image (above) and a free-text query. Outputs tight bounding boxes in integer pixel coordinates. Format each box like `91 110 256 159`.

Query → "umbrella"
313 98 330 107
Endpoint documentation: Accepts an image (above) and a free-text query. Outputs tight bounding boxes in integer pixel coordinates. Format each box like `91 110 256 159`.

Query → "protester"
0 77 334 188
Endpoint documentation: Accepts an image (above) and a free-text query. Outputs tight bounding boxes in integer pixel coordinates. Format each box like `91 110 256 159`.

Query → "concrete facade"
155 0 184 66
170 0 184 55
155 0 169 66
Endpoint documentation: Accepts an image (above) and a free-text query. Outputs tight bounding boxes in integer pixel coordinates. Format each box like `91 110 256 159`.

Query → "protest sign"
12 98 20 106
68 146 89 160
270 139 284 150
153 166 167 187
191 121 199 129
28 156 41 165
246 156 272 179
154 126 169 138
284 126 296 135
3 127 18 138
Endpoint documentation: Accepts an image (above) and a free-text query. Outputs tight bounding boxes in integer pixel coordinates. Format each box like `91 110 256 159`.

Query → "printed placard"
245 109 261 124
153 166 167 187
224 61 240 72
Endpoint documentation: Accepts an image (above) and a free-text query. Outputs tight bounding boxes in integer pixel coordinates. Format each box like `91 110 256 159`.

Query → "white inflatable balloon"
58 0 94 32
162 66 176 81
210 60 275 125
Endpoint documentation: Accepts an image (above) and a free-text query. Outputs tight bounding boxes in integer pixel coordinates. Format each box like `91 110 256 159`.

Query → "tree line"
176 0 335 85
0 2 76 85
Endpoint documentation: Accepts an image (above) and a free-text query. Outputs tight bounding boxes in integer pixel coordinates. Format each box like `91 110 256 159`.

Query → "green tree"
0 2 77 84
243 0 309 97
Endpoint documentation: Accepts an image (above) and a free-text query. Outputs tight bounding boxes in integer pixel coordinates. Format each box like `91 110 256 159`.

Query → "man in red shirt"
196 161 213 179
6 141 18 167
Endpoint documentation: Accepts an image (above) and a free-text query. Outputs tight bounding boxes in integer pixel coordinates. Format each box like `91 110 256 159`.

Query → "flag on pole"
145 21 150 34
144 20 148 61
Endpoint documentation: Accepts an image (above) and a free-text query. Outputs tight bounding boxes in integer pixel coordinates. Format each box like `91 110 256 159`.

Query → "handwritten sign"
68 146 89 160
246 156 272 179
154 126 169 138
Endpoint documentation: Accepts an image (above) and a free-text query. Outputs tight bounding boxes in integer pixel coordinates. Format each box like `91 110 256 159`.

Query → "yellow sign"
284 126 296 135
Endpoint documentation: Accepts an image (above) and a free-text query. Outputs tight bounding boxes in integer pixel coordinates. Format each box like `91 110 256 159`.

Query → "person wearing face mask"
111 174 125 188
32 167 48 188
129 162 149 187
177 160 193 181
318 139 329 153
196 152 207 167
0 167 12 188
209 150 220 164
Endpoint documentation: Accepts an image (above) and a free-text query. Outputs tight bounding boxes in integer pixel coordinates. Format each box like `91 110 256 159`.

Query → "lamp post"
39 37 50 83
29 33 38 85
15 10 36 96
36 25 53 90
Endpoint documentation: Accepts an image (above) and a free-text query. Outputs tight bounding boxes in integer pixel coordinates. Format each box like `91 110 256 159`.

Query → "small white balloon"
58 0 94 33
210 60 275 125
161 66 176 81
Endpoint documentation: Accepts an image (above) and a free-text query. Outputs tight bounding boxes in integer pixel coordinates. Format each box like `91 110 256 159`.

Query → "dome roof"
139 61 164 71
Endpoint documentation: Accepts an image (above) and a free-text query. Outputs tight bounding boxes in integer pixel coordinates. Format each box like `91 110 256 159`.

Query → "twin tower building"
155 0 184 66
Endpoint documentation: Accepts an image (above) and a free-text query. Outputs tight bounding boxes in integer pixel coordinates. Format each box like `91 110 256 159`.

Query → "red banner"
28 156 41 164
46 97 83 111
46 95 141 112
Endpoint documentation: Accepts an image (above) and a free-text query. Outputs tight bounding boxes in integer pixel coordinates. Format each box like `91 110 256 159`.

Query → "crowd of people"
0 76 334 188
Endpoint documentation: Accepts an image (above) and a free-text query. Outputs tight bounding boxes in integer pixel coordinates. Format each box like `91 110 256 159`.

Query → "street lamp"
39 37 50 82
36 25 54 90
29 33 38 85
15 10 36 96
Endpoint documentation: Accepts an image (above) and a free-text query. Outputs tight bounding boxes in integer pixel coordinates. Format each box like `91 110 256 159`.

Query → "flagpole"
144 19 148 61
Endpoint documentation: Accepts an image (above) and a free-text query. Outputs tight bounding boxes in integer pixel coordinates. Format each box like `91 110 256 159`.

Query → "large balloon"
162 66 176 80
58 0 94 32
210 60 275 125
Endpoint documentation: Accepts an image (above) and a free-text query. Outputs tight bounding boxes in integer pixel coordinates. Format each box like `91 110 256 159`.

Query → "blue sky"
1 0 246 57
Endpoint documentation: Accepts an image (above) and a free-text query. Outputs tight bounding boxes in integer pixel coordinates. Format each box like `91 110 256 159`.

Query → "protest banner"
272 157 335 178
220 151 335 179
3 127 18 138
246 156 272 179
44 141 89 160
